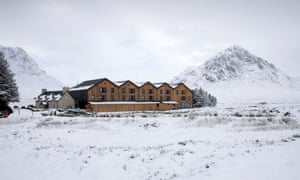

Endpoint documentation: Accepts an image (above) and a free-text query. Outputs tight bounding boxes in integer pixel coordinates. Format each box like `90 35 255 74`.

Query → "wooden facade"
173 83 193 108
36 78 193 112
139 82 157 102
84 78 193 112
118 81 139 101
88 79 119 102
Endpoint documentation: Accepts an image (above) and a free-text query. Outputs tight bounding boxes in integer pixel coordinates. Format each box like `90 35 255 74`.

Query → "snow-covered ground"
1 102 300 180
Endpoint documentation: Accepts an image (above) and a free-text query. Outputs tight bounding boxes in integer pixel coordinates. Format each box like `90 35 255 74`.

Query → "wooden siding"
157 83 173 101
88 102 178 112
138 82 157 101
84 79 193 112
172 84 193 108
118 81 139 101
88 79 119 102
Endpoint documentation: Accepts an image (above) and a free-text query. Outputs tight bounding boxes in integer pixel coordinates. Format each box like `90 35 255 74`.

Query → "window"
129 95 135 101
166 96 171 101
166 89 171 94
148 89 154 94
129 88 135 94
142 89 145 94
121 88 126 93
141 96 145 101
111 95 115 101
181 90 186 95
160 89 163 94
176 90 178 95
121 95 126 101
181 96 186 101
111 88 115 93
99 87 107 93
100 95 106 101
149 96 154 101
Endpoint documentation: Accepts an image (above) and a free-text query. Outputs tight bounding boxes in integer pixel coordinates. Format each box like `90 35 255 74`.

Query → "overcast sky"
1 0 299 86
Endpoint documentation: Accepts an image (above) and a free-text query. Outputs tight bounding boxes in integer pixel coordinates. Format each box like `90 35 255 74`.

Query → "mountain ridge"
171 45 300 103
0 45 63 105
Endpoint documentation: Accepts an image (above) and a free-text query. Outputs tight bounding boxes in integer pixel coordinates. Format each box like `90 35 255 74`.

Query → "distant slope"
0 45 63 105
172 45 300 103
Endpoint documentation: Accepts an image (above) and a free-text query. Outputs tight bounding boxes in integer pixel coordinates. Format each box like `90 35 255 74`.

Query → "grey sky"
1 0 299 86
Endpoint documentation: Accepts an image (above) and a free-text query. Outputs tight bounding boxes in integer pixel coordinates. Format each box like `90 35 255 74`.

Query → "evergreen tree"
0 52 19 104
192 88 217 107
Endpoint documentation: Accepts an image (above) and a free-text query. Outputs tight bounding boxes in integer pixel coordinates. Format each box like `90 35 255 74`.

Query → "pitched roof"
115 80 139 88
38 90 63 101
73 78 105 88
70 78 107 91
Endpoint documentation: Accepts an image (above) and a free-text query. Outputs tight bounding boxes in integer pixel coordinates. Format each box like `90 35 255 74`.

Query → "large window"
121 88 126 93
129 95 135 101
166 96 171 101
148 89 154 94
181 90 186 95
111 88 115 93
166 89 171 94
99 87 107 93
181 96 186 101
149 96 154 101
100 95 106 101
129 88 135 94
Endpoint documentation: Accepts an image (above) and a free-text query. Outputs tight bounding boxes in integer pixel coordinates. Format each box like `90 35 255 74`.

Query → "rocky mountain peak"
0 45 45 76
0 45 63 104
172 45 293 88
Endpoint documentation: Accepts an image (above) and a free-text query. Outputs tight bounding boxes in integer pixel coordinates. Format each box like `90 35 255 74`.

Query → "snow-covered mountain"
0 45 63 105
172 45 300 103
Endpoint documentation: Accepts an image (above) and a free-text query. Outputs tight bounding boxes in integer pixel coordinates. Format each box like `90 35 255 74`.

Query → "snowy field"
1 102 300 180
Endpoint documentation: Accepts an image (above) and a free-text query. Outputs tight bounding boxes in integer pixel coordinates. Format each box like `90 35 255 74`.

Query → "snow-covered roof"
38 91 63 102
152 82 164 88
72 78 105 90
114 81 127 86
134 82 145 87
169 83 178 88
70 85 94 91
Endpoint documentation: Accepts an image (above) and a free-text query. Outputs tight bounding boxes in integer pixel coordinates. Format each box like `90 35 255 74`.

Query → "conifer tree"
192 88 217 107
0 52 19 104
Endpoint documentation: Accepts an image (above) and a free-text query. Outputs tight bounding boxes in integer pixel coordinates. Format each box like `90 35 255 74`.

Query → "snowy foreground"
1 103 300 180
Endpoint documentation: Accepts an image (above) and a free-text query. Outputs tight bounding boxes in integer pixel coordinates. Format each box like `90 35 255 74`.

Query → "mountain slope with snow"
172 45 300 103
0 45 63 104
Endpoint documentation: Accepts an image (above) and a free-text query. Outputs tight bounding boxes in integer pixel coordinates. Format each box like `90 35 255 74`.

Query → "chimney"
63 87 69 93
41 88 47 94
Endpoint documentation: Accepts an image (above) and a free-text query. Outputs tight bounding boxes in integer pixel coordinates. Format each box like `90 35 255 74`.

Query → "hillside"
0 45 63 105
172 45 300 103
